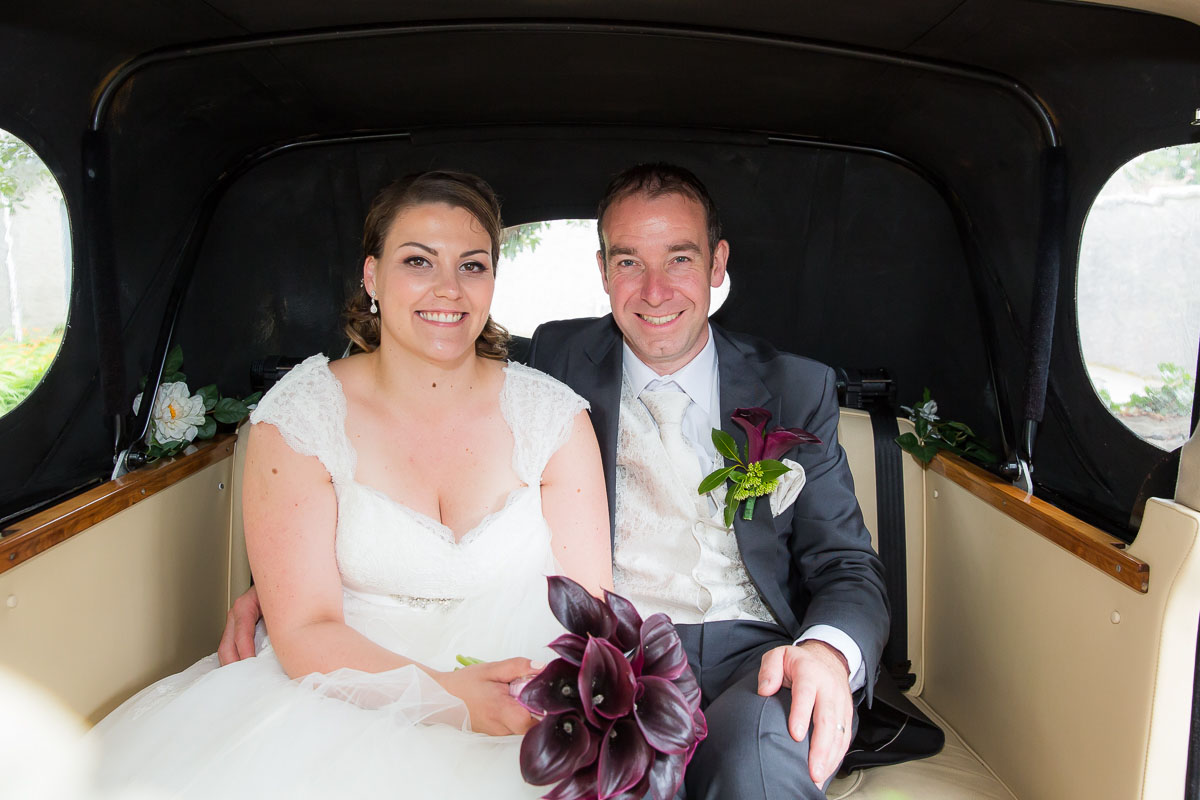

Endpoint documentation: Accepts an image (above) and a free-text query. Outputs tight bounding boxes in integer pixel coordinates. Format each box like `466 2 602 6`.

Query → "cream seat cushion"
827 696 1015 799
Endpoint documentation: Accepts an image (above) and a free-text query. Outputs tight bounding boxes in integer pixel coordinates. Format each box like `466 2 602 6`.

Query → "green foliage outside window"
0 131 56 211
0 328 63 414
1100 362 1195 418
501 219 591 260
1121 145 1199 190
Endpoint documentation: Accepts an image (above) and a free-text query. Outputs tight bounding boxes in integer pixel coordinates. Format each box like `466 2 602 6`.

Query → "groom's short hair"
596 163 722 260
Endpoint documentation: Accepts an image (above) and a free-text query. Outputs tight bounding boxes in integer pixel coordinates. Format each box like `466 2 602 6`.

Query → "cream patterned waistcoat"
612 377 774 624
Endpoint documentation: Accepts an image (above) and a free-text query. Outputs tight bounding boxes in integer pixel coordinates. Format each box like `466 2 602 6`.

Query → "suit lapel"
582 317 624 542
713 326 798 633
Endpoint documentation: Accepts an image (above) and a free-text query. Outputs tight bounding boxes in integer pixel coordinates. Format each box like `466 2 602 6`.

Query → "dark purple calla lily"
605 772 650 800
520 658 584 715
579 637 637 726
670 664 701 711
548 575 617 640
762 427 821 462
632 676 696 755
731 406 821 463
691 705 708 744
548 632 587 666
544 765 599 800
597 717 654 799
520 711 599 786
685 706 709 763
604 589 643 652
646 750 687 800
639 613 688 681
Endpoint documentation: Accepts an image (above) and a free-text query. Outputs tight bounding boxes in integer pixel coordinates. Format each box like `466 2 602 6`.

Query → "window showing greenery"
493 219 730 338
0 129 69 415
1077 144 1198 450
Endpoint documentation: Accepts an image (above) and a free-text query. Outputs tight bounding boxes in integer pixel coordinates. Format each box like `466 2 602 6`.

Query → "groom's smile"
598 192 730 376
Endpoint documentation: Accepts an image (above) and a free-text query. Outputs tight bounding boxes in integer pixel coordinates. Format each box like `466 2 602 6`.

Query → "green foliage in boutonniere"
698 407 822 527
895 388 998 466
133 345 262 463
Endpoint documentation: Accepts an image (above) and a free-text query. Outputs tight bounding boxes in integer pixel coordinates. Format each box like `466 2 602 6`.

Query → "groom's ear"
710 239 730 288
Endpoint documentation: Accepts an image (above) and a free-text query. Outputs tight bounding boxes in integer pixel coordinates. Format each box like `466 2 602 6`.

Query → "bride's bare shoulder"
327 352 372 393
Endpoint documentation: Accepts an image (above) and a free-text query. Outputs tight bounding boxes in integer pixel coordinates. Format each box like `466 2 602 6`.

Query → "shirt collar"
622 325 719 416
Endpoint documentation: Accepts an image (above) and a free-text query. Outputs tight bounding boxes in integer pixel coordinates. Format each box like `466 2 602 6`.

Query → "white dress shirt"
621 325 865 691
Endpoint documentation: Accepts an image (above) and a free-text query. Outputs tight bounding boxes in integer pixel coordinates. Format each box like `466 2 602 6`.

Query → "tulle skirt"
89 579 563 799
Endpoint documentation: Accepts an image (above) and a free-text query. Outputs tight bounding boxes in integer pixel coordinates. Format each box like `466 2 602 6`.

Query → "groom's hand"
436 657 544 736
757 641 853 786
218 586 262 666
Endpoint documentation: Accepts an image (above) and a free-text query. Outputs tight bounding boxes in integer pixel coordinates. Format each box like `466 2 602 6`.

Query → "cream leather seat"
831 409 1015 799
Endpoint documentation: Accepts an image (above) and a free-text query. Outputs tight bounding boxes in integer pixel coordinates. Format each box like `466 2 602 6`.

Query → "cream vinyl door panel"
0 460 234 724
838 410 927 691
922 476 1200 800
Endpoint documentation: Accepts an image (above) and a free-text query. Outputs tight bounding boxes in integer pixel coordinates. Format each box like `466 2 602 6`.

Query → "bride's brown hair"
344 171 510 359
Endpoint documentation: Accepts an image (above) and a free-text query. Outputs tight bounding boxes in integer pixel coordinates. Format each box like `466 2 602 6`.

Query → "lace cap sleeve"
501 362 590 484
248 354 355 484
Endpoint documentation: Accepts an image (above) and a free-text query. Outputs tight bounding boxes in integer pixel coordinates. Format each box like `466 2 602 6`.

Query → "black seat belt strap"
868 402 914 689
838 368 913 689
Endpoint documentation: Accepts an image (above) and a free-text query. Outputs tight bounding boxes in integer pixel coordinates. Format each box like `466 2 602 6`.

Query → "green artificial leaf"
698 465 739 495
195 417 217 440
723 499 738 529
161 371 186 385
942 420 975 435
152 440 184 461
895 432 920 452
213 397 249 424
242 391 263 408
138 374 147 391
163 344 184 377
757 459 792 483
963 441 999 464
197 384 219 411
913 443 940 465
712 429 741 464
727 470 746 483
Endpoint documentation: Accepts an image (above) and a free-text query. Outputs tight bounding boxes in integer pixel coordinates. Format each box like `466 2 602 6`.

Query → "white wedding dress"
90 355 589 799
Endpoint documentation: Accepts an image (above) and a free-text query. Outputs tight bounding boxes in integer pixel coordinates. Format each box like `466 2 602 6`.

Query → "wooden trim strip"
0 435 236 576
929 452 1149 593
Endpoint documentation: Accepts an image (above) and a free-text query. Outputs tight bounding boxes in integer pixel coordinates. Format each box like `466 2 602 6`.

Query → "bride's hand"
435 657 543 736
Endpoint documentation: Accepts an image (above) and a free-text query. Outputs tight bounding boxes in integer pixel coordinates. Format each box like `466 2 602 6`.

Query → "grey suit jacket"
527 315 890 700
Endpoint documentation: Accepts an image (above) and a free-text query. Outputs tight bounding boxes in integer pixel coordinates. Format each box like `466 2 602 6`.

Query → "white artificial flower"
138 381 206 445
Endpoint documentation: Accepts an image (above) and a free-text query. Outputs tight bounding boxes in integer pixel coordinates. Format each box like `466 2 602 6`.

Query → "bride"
89 171 613 798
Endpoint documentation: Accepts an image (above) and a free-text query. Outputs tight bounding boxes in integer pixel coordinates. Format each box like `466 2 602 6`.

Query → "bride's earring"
369 290 378 315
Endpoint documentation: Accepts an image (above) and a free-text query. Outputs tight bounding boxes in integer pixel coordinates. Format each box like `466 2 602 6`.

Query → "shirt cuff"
794 625 865 692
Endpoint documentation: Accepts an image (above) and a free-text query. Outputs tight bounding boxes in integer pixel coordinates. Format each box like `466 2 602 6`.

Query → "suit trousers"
676 619 857 800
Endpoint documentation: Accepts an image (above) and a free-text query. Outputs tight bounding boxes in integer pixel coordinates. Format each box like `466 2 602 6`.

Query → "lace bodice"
249 355 588 604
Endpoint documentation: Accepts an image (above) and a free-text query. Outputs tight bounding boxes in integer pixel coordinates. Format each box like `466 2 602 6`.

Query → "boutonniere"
698 407 821 527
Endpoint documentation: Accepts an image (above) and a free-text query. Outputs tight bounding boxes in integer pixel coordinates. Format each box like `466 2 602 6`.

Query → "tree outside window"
0 130 70 415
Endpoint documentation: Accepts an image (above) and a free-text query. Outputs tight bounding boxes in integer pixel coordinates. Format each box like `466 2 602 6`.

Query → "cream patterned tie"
640 389 704 494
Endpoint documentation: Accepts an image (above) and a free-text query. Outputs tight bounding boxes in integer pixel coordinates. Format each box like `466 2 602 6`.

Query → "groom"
526 163 888 799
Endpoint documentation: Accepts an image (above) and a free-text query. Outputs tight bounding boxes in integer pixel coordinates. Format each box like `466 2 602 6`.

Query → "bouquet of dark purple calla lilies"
518 576 706 800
